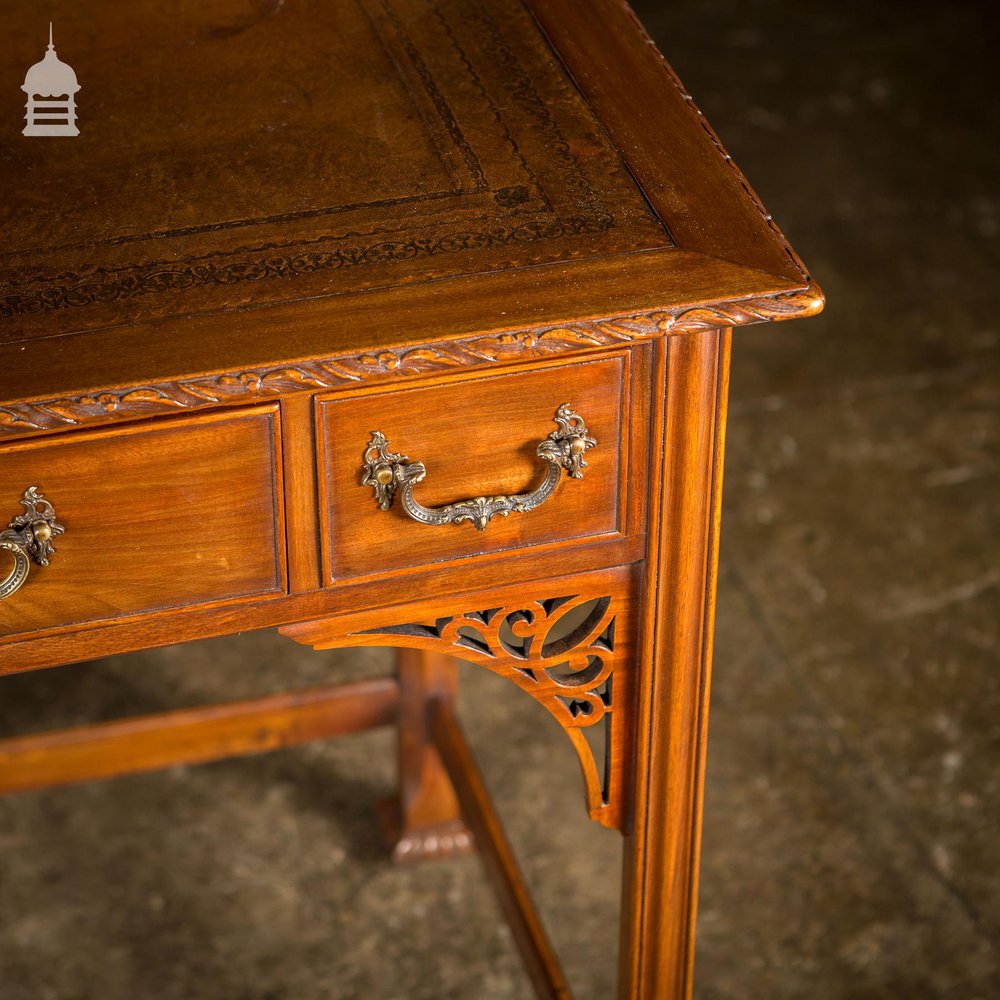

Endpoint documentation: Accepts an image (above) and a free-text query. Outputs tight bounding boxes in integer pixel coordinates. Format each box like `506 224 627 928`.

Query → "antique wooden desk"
0 2 821 996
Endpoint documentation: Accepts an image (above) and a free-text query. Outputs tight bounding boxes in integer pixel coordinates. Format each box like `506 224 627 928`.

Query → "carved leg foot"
381 647 473 863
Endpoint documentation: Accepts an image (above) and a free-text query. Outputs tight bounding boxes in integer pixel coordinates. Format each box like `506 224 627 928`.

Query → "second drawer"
316 354 629 581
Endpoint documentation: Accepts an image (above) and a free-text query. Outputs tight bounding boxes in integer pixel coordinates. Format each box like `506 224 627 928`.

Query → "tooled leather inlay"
0 0 670 333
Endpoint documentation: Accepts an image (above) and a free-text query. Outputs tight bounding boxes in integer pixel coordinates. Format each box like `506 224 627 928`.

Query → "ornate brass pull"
362 404 596 532
0 487 64 600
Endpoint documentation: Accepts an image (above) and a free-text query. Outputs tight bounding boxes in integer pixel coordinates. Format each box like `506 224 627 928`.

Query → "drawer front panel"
0 407 284 641
318 355 626 581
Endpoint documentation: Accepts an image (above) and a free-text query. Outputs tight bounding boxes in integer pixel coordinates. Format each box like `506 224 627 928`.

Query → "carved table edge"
0 286 822 439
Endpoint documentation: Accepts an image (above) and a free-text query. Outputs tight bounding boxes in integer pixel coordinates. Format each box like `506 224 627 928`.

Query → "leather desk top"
0 0 821 433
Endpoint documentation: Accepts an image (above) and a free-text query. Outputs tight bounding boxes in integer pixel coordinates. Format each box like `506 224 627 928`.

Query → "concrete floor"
2 0 998 997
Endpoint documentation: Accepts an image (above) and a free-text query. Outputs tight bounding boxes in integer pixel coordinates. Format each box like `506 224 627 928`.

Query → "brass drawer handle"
362 404 596 532
0 487 64 600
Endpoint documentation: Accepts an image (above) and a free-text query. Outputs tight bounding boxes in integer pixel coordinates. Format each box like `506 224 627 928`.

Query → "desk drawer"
317 355 627 581
0 408 284 641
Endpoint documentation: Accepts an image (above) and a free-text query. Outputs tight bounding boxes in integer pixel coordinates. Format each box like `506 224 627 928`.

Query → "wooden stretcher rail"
429 696 573 1000
0 678 400 795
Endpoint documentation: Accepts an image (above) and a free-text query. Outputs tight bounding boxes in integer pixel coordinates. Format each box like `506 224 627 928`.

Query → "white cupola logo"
22 23 80 137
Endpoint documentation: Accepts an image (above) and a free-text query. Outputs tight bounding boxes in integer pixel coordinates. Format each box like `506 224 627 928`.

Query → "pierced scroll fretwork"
278 569 638 830
354 592 627 828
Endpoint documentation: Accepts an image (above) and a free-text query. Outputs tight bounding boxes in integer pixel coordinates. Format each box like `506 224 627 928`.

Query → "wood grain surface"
0 406 285 644
317 354 629 580
0 3 825 996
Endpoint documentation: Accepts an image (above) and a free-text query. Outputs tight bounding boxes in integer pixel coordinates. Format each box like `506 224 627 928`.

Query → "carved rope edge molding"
0 288 821 436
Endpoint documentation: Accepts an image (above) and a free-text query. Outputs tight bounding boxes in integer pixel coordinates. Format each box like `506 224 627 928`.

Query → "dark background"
1 2 997 997
637 1 999 995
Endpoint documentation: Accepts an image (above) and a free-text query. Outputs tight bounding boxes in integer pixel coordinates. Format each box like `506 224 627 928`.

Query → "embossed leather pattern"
0 0 669 339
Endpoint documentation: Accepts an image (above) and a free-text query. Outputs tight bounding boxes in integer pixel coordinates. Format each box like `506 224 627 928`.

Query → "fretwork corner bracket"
0 286 821 438
280 570 638 831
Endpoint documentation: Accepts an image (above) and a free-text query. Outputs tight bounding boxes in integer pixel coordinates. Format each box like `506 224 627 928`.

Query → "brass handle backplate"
362 404 596 532
0 487 64 600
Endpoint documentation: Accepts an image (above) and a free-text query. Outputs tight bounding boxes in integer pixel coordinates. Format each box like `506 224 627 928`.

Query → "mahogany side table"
0 2 822 996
